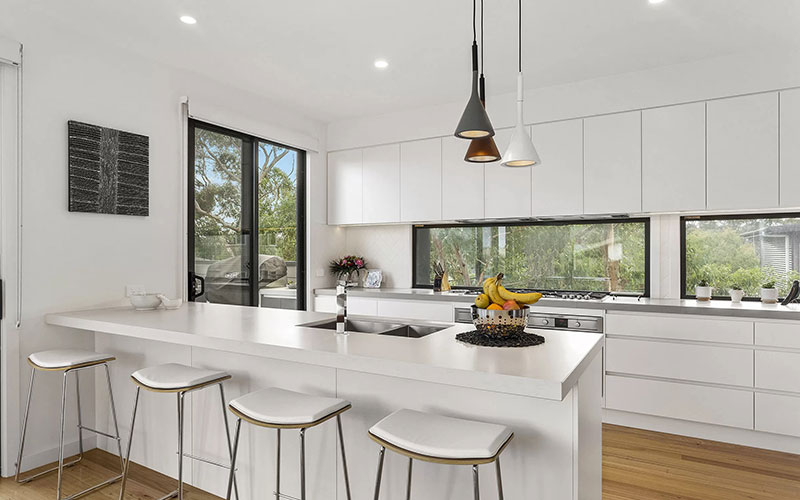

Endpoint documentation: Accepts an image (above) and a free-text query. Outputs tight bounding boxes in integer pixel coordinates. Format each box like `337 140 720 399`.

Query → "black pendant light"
465 0 501 162
454 0 495 139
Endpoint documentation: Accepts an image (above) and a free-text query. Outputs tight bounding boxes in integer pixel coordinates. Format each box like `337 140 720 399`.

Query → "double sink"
298 318 448 338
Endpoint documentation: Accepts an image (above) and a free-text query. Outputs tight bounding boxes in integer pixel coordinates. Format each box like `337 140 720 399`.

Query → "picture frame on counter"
364 269 383 288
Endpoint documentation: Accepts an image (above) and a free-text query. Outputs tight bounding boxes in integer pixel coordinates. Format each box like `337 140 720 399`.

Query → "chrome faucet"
336 284 351 333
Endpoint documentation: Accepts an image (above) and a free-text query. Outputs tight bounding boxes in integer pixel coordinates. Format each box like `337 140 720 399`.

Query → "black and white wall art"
68 120 149 216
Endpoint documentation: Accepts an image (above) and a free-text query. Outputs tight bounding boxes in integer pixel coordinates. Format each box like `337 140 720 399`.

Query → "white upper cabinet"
780 88 800 208
327 149 362 224
583 111 642 215
484 128 532 219
400 138 442 222
642 102 706 212
530 119 583 216
362 144 400 223
441 136 484 220
707 92 779 210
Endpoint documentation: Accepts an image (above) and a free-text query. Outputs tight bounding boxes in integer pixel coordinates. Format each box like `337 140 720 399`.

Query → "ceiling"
2 0 799 123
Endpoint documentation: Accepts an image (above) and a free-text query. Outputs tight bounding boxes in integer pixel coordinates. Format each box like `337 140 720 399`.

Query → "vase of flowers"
330 255 367 287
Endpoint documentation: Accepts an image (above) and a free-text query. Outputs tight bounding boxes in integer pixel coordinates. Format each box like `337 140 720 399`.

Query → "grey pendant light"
455 0 495 139
502 0 541 167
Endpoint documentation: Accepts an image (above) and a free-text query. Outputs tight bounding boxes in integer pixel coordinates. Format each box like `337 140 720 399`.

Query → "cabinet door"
642 103 706 212
400 138 442 222
780 88 800 207
756 393 800 437
441 136 484 220
362 144 400 223
583 111 642 214
484 128 532 219
530 119 583 216
327 149 362 224
707 92 779 210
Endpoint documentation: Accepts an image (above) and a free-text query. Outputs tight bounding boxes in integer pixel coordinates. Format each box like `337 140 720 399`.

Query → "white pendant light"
502 0 541 167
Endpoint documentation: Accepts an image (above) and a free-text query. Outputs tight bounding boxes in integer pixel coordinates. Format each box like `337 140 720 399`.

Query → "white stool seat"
28 349 114 370
369 409 513 461
229 388 350 427
131 363 229 391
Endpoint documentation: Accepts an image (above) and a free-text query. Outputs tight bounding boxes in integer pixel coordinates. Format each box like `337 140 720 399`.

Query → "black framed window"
681 213 800 300
188 119 306 309
413 218 650 295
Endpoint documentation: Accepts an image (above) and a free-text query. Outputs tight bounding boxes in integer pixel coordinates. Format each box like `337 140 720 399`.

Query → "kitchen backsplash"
345 225 413 288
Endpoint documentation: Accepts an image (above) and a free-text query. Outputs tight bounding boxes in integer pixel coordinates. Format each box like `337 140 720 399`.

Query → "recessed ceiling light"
180 15 197 25
374 60 389 69
649 0 665 4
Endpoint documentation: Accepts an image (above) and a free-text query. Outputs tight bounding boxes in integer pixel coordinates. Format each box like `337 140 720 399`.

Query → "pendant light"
502 0 540 167
454 0 495 139
465 0 501 162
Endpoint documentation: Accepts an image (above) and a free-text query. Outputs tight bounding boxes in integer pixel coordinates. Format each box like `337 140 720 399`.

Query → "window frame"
680 212 800 301
411 217 651 296
188 118 307 309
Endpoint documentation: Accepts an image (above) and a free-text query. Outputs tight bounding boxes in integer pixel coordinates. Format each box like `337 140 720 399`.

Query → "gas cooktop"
456 289 611 301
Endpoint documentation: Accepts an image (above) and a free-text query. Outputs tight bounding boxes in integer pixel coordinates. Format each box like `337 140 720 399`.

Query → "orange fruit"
487 303 503 310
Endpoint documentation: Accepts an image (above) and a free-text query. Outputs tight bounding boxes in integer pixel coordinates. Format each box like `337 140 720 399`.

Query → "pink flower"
355 259 363 267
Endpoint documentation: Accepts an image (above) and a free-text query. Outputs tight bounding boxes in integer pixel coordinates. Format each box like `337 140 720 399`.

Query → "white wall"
0 25 343 475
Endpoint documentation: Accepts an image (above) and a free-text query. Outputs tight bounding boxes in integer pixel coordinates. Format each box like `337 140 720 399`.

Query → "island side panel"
336 368 576 500
575 351 603 500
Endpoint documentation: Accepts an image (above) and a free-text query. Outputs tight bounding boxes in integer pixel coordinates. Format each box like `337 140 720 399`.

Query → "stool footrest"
156 490 179 500
78 425 120 440
60 473 122 500
180 451 236 470
15 455 83 483
273 492 301 500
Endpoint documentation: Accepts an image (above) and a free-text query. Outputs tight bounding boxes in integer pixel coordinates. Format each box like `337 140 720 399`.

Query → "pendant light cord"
518 0 522 73
473 0 477 43
480 0 484 75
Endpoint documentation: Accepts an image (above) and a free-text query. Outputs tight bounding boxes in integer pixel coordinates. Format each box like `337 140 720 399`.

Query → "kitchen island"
46 302 603 499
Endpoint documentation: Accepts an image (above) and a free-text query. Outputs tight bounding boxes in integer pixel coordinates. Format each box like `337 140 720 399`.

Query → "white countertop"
45 303 602 401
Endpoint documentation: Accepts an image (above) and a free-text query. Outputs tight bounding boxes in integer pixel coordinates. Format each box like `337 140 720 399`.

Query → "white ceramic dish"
157 295 183 310
130 294 162 310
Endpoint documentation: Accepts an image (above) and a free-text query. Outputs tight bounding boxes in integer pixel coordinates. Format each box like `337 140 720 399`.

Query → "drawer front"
377 300 454 322
606 313 753 344
606 375 753 429
313 295 336 313
756 393 800 437
755 350 800 393
348 297 379 316
606 338 753 387
755 322 800 349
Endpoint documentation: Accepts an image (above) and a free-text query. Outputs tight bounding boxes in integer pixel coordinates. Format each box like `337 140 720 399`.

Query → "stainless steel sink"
298 319 447 338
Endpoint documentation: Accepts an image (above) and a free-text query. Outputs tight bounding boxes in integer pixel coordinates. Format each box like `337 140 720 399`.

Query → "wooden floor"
0 424 798 499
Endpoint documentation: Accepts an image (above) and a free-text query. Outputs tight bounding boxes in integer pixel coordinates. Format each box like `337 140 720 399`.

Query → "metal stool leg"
103 363 125 474
299 428 306 500
336 415 352 500
405 458 413 500
75 371 85 463
118 386 141 500
226 418 242 500
14 368 36 482
373 446 385 500
275 429 281 499
472 464 480 500
177 392 186 500
56 371 69 500
495 458 504 500
218 383 239 500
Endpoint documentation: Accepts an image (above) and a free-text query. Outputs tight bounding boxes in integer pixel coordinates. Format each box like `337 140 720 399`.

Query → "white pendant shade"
502 73 540 167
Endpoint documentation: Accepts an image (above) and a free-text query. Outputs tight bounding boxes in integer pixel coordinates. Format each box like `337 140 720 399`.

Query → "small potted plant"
761 280 778 304
729 284 745 304
695 279 713 301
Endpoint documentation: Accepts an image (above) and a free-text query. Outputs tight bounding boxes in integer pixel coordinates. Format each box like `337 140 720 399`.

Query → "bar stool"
15 349 125 500
369 409 513 500
118 363 238 500
225 387 353 500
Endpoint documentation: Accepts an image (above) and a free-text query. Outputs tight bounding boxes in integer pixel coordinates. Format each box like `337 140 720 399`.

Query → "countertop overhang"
45 302 602 401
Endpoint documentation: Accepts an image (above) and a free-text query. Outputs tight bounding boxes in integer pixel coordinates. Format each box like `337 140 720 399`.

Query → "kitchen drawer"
605 375 753 429
348 297 378 316
606 313 753 345
606 338 753 387
755 350 800 393
377 300 454 322
314 295 336 313
755 322 800 349
755 393 800 437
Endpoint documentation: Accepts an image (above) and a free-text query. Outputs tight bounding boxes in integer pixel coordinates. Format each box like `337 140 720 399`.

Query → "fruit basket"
471 305 530 337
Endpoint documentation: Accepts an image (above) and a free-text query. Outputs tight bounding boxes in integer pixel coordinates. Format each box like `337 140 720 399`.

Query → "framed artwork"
364 269 383 288
68 120 149 216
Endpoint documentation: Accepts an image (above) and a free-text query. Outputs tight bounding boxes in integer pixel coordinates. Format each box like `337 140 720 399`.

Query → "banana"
482 276 496 295
484 274 506 306
497 285 542 305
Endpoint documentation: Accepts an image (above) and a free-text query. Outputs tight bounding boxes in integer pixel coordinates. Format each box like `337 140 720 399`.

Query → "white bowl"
158 295 183 310
130 294 162 310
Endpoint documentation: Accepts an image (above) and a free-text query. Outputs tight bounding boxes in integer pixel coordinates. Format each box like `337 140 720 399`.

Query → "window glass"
413 220 648 294
684 215 800 298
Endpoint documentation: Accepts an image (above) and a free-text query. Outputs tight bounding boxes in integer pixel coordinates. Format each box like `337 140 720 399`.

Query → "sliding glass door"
188 119 305 309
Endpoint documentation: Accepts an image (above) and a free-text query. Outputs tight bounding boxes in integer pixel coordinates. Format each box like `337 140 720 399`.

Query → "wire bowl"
471 305 530 337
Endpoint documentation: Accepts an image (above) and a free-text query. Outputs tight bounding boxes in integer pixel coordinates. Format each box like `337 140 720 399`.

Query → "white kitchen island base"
47 303 603 499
